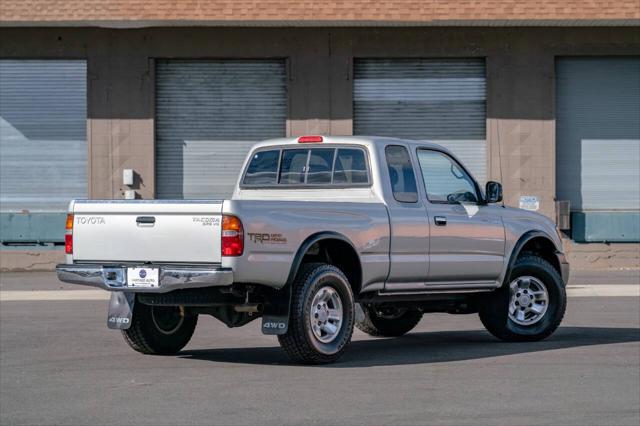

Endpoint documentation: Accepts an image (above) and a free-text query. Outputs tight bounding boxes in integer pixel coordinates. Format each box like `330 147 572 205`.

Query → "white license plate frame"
127 267 160 288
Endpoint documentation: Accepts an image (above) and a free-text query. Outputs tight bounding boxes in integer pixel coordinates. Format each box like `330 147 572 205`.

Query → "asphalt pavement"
1 271 639 426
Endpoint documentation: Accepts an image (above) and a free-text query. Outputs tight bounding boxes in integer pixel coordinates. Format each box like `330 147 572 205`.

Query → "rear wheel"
122 302 197 355
479 253 566 342
356 304 423 337
278 263 355 364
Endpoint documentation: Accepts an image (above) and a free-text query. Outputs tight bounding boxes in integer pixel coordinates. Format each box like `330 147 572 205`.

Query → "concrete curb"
1 285 638 302
0 250 64 272
564 240 640 271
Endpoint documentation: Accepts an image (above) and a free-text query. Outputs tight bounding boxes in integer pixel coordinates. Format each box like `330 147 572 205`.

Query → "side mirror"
485 181 503 203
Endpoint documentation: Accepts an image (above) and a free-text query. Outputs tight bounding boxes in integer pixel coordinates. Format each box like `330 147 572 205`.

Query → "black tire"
356 304 423 337
479 253 566 342
121 302 197 355
278 263 355 364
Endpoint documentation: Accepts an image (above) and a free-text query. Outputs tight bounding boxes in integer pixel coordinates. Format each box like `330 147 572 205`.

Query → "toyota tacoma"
57 136 569 364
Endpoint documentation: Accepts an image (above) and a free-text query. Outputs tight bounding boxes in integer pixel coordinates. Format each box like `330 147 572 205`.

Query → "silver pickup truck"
57 136 569 364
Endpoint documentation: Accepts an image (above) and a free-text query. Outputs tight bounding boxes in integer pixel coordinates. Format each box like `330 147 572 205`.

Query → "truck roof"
233 135 462 202
251 135 449 152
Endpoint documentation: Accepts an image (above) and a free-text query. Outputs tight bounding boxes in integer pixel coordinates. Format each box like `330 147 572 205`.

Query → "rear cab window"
279 149 308 184
242 145 370 187
307 148 335 184
334 148 368 184
243 150 280 185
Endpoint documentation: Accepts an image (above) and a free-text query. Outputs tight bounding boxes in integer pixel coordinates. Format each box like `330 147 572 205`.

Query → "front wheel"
278 263 355 364
122 302 197 355
479 253 566 342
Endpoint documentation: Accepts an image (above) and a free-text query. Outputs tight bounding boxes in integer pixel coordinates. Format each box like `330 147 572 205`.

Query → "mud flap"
355 303 366 323
107 292 135 330
261 285 291 335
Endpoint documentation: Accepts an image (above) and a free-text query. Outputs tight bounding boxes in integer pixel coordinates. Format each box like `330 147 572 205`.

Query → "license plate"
127 267 159 288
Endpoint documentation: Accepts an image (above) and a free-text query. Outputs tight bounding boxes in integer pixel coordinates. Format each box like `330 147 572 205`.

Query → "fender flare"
285 231 358 286
261 231 358 336
504 230 559 284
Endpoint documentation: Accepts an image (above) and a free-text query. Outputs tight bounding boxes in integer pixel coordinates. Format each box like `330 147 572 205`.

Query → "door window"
417 150 478 203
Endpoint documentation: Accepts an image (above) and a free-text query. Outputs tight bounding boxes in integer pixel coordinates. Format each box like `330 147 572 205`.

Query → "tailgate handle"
136 216 156 226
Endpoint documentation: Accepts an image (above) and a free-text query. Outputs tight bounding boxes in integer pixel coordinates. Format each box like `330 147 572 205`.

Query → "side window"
243 150 280 185
417 150 478 203
307 148 335 184
385 145 418 203
279 149 309 184
334 148 368 184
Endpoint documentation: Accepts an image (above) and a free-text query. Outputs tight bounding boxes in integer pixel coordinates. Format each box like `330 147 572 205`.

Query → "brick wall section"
1 1 639 23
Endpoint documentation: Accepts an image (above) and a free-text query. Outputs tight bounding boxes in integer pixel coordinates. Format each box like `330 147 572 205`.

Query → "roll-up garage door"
0 60 87 243
556 57 640 242
155 60 287 199
353 59 486 182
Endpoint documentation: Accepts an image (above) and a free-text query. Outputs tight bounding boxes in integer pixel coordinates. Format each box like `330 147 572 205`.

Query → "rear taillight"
65 214 73 254
221 215 244 256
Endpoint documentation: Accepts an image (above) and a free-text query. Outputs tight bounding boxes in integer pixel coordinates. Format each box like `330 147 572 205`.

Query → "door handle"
434 216 447 226
136 216 156 226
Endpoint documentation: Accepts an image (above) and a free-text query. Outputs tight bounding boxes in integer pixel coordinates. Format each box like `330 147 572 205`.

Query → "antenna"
495 120 505 206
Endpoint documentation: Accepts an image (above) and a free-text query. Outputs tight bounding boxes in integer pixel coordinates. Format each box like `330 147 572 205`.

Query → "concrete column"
87 32 154 200
487 50 556 219
286 30 333 136
328 30 354 136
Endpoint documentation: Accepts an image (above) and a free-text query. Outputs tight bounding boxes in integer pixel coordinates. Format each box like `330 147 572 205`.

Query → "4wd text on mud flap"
263 321 286 329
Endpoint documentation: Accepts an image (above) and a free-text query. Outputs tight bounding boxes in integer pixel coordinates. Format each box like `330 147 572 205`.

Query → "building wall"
1 26 638 220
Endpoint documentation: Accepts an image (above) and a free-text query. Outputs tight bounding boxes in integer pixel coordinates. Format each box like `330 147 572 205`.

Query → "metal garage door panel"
0 60 87 212
155 60 287 199
353 59 486 182
556 57 640 211
580 139 640 210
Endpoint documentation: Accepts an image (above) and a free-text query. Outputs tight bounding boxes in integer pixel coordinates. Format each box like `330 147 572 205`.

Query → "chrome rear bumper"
56 264 234 293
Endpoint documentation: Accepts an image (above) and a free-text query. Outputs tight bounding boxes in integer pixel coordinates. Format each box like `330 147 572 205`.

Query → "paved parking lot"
1 271 639 426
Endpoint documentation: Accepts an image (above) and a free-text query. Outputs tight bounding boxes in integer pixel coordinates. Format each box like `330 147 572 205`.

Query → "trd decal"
247 233 287 244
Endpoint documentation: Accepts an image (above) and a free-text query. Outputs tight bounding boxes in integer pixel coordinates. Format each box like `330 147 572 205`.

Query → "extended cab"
57 136 569 364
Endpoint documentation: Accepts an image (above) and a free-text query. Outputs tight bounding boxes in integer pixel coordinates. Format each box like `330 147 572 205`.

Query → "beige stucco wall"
1 26 639 271
0 26 638 216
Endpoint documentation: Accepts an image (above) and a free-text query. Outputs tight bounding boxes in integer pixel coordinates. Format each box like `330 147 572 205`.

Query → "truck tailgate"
71 200 223 263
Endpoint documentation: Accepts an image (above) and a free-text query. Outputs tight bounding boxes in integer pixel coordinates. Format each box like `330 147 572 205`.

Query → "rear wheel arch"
287 232 362 295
